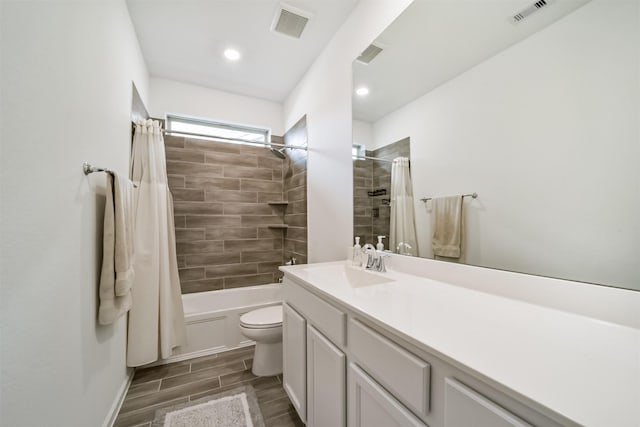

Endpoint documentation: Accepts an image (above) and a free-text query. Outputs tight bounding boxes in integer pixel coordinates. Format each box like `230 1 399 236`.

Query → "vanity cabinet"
283 286 347 426
282 276 564 427
282 303 307 422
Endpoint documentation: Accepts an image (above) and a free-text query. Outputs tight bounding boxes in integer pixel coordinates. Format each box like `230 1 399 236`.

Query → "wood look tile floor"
115 346 304 427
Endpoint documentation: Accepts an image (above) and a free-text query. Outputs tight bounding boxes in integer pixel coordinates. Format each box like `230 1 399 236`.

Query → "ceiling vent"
356 43 384 65
271 4 312 39
512 0 553 24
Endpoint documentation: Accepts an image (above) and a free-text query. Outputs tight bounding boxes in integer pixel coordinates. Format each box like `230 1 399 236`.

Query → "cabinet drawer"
284 278 346 345
444 378 532 427
349 319 430 418
348 363 427 427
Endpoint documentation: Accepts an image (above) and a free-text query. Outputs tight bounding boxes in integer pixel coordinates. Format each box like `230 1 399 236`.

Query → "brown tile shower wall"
353 137 410 248
166 134 289 294
353 158 374 245
283 116 308 265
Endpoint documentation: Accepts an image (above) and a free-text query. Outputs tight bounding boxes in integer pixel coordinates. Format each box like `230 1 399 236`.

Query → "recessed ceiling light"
355 87 369 96
224 49 241 61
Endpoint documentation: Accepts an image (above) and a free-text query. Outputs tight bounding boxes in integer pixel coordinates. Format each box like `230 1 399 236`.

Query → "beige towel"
114 175 135 296
98 173 134 325
432 196 463 259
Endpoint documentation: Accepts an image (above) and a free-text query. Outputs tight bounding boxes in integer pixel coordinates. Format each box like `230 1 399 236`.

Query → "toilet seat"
240 305 282 329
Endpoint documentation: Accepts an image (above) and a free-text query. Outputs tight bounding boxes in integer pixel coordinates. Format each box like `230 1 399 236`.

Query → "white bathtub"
163 284 282 363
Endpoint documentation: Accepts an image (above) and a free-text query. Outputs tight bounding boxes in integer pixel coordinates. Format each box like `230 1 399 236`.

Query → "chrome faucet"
361 244 389 272
396 242 413 256
361 244 377 269
371 253 390 272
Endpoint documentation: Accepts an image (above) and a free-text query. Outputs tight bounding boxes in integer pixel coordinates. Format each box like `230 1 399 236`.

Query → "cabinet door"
444 378 532 427
307 325 346 427
348 363 426 427
283 303 306 422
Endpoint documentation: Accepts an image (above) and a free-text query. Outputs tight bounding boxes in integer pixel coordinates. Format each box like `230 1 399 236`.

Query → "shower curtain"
127 119 186 367
390 157 418 256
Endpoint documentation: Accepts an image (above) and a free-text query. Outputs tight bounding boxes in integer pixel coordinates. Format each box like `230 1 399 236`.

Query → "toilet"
239 304 283 376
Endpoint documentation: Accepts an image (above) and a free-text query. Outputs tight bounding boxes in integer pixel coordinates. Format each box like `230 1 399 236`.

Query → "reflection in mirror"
353 137 416 254
352 0 639 291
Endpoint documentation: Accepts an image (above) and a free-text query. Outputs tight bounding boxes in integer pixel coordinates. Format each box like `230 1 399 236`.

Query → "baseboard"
103 367 135 427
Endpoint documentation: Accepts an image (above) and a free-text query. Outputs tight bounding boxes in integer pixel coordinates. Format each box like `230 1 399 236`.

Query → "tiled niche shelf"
268 202 289 230
268 224 290 230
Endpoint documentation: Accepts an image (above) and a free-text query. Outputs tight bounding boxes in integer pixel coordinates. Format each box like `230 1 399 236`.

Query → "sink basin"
303 264 394 288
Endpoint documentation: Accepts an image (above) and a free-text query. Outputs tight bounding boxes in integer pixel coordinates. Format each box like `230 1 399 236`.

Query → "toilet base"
252 341 283 376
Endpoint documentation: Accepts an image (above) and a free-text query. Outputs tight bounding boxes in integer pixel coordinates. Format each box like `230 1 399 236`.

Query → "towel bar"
83 162 137 188
420 192 478 203
83 162 112 176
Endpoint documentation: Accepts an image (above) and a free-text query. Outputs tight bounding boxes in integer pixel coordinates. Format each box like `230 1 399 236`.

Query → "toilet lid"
240 305 282 328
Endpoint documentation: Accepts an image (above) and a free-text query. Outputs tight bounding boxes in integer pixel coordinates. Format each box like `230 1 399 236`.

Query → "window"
352 144 365 159
166 114 270 145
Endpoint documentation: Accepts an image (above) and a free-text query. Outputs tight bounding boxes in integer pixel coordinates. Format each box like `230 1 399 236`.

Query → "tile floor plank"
121 377 221 413
160 361 245 390
131 364 190 385
125 380 161 399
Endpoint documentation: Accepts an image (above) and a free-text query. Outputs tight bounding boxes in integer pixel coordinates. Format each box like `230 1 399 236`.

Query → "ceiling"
126 0 358 102
353 0 591 122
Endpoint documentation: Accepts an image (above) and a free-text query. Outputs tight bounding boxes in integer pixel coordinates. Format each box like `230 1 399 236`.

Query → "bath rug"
151 385 265 427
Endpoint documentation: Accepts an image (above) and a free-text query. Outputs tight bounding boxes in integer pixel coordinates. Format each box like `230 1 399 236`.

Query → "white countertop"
280 260 640 427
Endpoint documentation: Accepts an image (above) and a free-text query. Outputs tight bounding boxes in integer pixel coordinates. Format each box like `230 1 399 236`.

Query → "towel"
98 173 134 325
432 196 463 259
114 175 135 296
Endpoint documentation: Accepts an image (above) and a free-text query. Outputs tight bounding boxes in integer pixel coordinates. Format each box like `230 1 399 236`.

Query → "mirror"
352 0 639 291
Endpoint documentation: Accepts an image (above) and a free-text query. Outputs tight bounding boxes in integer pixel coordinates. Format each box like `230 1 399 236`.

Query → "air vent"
271 4 312 39
512 0 552 23
356 43 384 65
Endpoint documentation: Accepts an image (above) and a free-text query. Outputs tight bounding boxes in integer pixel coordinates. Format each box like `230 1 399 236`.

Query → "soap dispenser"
352 237 362 266
377 235 386 251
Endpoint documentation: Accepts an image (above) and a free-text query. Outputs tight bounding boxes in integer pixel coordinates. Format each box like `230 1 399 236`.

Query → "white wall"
0 1 149 426
352 119 373 151
372 0 639 289
150 78 284 136
284 0 413 262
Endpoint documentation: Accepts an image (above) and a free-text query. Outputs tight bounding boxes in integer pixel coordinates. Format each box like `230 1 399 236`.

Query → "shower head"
270 147 286 159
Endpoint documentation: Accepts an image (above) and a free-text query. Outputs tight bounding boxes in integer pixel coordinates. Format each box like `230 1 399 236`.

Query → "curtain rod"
353 155 393 163
160 129 308 151
420 193 478 203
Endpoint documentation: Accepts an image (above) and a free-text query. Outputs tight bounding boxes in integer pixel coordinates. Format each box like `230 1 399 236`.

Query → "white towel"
98 173 134 325
432 196 463 259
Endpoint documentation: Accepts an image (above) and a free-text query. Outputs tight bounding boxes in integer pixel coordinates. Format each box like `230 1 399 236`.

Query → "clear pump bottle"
352 236 362 266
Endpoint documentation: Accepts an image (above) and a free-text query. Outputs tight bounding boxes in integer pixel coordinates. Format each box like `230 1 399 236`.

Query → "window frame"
165 113 271 146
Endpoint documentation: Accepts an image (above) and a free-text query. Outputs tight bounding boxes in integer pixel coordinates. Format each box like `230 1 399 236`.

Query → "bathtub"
163 283 282 363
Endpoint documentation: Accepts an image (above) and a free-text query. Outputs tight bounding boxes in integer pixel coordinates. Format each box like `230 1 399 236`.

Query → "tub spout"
285 257 297 265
